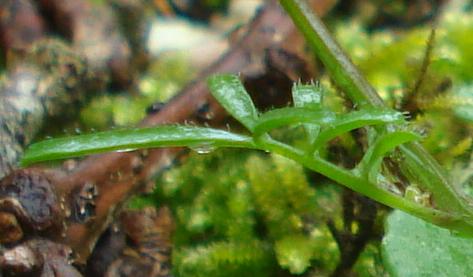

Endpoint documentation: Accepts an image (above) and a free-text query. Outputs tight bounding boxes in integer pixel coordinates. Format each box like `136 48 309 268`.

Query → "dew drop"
115 148 137 153
131 156 144 174
62 159 77 172
140 149 149 159
110 171 123 182
404 185 431 206
196 102 214 121
189 143 216 154
146 102 165 115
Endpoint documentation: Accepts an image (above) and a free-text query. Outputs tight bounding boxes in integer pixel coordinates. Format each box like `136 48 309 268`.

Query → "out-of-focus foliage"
334 2 473 168
129 150 341 276
382 210 473 277
79 1 473 276
202 0 231 11
333 2 473 275
80 55 194 128
353 242 387 276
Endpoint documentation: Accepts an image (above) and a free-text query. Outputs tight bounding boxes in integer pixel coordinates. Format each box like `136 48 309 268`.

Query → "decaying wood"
103 207 173 277
0 239 83 276
0 39 95 179
37 0 134 88
0 0 151 179
83 207 173 277
0 0 337 275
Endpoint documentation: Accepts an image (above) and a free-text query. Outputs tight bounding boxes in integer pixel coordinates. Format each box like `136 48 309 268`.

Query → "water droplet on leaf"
146 102 165 114
109 171 123 182
196 102 214 121
404 185 431 206
189 143 216 154
115 148 136 153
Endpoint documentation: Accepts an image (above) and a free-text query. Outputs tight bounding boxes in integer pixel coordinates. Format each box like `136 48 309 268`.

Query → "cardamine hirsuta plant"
20 0 473 275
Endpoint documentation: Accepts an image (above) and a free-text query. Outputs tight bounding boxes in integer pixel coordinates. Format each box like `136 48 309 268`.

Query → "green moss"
352 243 386 277
120 3 473 276
333 4 473 165
132 149 341 276
174 240 275 277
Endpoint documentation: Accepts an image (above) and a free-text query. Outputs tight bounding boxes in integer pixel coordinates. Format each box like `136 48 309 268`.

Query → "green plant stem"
256 137 473 234
20 122 473 233
278 0 473 219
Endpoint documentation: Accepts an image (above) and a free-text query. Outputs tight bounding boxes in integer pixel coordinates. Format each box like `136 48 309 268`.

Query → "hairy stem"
278 0 473 220
256 136 473 234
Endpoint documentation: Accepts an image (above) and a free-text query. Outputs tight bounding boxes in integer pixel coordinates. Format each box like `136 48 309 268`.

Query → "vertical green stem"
279 0 383 108
279 0 472 217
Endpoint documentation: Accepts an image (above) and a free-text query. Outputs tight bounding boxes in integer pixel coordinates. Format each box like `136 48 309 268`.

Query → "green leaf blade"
292 83 323 109
21 126 255 166
292 83 324 142
382 210 473 277
208 74 259 132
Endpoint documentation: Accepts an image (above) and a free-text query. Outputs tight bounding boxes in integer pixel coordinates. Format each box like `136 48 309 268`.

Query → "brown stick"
59 1 324 262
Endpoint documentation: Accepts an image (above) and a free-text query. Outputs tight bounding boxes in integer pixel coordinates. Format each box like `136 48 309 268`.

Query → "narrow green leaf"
208 74 258 131
382 210 473 277
292 83 323 142
357 131 421 183
311 109 405 152
252 107 335 137
292 83 323 109
21 126 255 166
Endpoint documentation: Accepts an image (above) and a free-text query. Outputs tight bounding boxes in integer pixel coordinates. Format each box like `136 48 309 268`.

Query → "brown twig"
327 191 379 277
0 0 337 274
58 1 318 263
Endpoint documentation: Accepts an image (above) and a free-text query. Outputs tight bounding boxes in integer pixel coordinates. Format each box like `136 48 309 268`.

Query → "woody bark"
0 0 142 179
